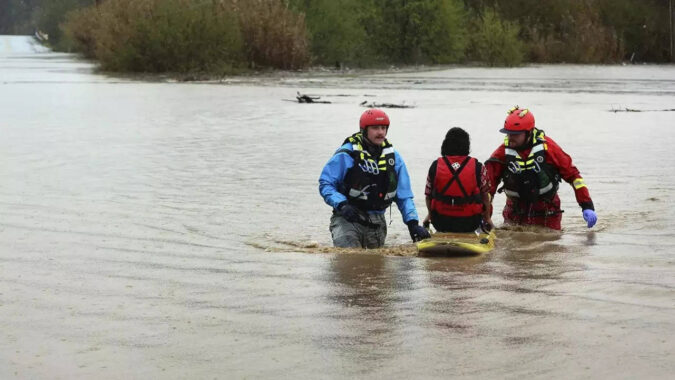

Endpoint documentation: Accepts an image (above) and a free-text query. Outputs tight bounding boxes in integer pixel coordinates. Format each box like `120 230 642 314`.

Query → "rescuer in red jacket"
485 106 598 230
423 127 494 233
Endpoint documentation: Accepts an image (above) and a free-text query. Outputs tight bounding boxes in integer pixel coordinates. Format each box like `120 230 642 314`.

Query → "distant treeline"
1 0 673 74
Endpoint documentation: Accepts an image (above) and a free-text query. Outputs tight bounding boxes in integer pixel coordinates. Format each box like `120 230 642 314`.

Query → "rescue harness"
499 129 560 203
337 132 397 211
430 156 483 217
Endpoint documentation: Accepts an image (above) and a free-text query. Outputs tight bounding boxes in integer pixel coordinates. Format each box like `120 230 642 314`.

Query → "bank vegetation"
2 0 672 75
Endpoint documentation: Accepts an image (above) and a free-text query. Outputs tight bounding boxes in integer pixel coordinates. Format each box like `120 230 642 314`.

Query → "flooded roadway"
1 36 674 378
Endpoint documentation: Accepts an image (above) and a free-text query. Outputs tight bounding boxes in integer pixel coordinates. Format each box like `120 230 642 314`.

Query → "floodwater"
1 35 674 378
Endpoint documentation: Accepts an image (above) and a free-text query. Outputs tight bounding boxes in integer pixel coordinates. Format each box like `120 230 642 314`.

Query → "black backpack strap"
433 193 482 205
335 148 358 159
485 157 505 165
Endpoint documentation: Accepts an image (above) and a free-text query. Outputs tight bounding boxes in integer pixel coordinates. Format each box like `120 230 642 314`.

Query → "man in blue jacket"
319 109 430 248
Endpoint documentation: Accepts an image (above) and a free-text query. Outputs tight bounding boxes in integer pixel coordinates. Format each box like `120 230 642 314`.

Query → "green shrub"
61 6 99 58
468 8 524 66
417 0 468 63
33 0 92 50
597 0 669 62
369 0 467 64
464 0 644 63
63 0 245 74
290 0 372 67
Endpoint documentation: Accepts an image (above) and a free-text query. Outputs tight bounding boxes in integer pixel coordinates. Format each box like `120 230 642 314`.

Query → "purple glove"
583 209 597 228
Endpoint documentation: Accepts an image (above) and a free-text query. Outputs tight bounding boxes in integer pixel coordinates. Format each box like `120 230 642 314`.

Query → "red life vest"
431 156 483 218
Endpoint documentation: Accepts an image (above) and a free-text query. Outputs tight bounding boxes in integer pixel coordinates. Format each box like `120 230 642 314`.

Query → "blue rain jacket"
319 142 420 224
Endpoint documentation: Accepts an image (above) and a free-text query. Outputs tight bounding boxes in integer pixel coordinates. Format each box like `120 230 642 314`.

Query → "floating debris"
610 107 675 113
338 94 376 97
247 238 418 256
360 100 415 109
34 30 49 42
283 91 332 104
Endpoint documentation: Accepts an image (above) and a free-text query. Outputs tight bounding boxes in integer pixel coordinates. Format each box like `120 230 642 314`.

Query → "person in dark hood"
423 127 493 233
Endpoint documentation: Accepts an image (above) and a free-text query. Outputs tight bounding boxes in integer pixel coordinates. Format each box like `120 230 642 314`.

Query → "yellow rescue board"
417 230 496 257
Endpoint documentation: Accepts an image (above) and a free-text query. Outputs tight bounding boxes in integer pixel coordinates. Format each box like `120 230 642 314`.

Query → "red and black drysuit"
425 155 490 233
484 129 594 230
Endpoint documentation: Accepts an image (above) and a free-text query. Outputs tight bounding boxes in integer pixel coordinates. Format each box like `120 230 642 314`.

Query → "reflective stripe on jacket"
501 129 560 202
318 133 420 224
339 132 397 211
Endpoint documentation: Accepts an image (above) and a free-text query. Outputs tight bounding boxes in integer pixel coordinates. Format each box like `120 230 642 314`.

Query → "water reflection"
327 253 396 311
492 228 584 282
311 253 400 372
421 254 490 277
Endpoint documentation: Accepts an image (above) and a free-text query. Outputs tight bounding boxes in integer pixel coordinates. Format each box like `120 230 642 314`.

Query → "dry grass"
61 0 310 74
528 3 623 63
233 0 310 69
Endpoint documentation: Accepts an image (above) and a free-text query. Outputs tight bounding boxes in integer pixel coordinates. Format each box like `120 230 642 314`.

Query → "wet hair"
441 127 470 156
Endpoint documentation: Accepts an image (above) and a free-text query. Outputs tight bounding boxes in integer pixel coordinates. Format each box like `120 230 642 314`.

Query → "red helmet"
500 106 535 134
359 108 390 130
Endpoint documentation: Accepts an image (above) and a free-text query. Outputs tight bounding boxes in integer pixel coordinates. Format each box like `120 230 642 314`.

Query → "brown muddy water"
1 36 674 379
